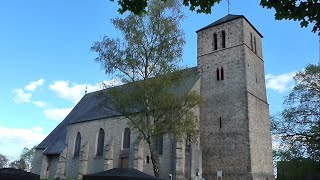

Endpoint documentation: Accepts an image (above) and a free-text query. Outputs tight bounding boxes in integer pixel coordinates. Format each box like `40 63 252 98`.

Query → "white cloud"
24 79 45 91
0 125 47 157
43 107 73 121
32 101 46 108
265 72 296 93
49 79 122 104
32 126 43 133
12 89 32 104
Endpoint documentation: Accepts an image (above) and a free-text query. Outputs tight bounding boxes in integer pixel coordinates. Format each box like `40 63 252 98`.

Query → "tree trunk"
148 140 162 177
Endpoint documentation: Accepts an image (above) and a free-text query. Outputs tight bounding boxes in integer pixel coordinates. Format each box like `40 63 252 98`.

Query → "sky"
0 0 318 159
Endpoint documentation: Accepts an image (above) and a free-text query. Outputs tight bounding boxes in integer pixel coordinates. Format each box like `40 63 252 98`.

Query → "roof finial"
227 0 231 14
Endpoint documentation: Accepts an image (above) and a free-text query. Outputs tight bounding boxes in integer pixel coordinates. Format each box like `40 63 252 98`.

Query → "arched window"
221 31 226 48
96 128 105 156
216 68 220 81
74 132 81 157
213 33 218 50
155 135 163 155
221 67 224 80
123 128 131 149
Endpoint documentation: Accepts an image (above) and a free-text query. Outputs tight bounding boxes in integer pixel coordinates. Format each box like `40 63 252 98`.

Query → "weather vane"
227 0 231 14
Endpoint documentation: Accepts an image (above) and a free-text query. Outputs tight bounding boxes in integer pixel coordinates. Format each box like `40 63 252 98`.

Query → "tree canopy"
92 0 201 177
0 154 9 168
272 64 320 161
110 0 320 34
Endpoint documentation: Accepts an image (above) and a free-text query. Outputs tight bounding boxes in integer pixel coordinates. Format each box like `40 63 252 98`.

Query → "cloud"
32 126 43 133
0 125 47 157
12 89 32 103
49 79 122 104
24 79 45 91
265 72 296 93
32 101 46 108
43 107 73 121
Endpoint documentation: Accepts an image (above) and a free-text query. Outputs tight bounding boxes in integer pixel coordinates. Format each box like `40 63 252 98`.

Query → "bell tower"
197 14 274 179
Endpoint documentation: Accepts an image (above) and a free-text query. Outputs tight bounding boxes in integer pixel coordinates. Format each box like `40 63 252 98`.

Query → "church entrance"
120 157 129 168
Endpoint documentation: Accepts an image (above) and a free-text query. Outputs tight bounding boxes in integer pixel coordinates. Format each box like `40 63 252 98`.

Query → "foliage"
110 0 320 34
9 158 27 170
92 0 201 177
9 146 36 171
0 154 9 168
260 0 320 34
272 64 320 161
110 0 222 14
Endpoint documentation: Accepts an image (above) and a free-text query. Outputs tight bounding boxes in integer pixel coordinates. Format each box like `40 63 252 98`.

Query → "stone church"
32 14 274 180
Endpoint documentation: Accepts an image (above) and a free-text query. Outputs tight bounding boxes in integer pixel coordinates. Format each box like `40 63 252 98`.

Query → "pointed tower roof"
196 14 263 37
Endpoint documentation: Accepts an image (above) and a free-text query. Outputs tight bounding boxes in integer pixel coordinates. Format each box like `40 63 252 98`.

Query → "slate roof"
0 168 40 180
36 67 198 154
196 14 263 37
83 168 163 180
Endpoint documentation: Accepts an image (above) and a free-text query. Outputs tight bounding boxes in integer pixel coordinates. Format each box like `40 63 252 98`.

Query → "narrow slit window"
254 36 257 54
123 128 131 149
213 33 218 50
146 156 150 164
221 31 226 48
250 33 253 50
216 68 220 81
221 67 224 80
219 117 222 128
155 135 163 155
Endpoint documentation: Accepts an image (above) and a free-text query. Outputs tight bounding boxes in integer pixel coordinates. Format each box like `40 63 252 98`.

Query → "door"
120 157 129 168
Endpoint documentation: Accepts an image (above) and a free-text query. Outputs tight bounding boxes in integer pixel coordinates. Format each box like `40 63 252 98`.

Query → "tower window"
146 156 150 164
221 67 224 80
221 31 226 48
123 128 131 149
74 132 81 157
213 33 218 50
219 117 222 128
96 128 105 157
250 33 253 50
254 36 257 54
216 68 220 81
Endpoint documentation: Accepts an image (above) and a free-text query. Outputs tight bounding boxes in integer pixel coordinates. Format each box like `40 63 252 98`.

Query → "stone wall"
197 17 274 179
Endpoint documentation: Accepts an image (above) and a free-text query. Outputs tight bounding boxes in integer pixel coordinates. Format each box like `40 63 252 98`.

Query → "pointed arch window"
123 128 131 149
216 68 220 81
96 128 105 156
74 132 81 157
213 33 218 50
221 67 224 80
221 31 226 48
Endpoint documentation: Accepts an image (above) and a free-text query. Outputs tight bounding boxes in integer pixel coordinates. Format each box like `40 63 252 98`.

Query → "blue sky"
0 0 318 159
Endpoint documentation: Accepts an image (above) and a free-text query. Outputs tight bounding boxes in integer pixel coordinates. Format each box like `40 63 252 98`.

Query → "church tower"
197 15 274 179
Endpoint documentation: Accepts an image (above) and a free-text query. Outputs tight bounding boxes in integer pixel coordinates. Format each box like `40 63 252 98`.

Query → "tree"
0 154 9 168
272 64 320 161
9 146 36 171
91 0 201 177
110 0 320 34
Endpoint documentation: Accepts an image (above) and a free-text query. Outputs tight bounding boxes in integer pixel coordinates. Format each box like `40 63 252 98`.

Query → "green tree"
111 0 320 34
0 154 9 168
9 158 27 170
9 146 36 171
91 0 201 177
272 64 320 161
